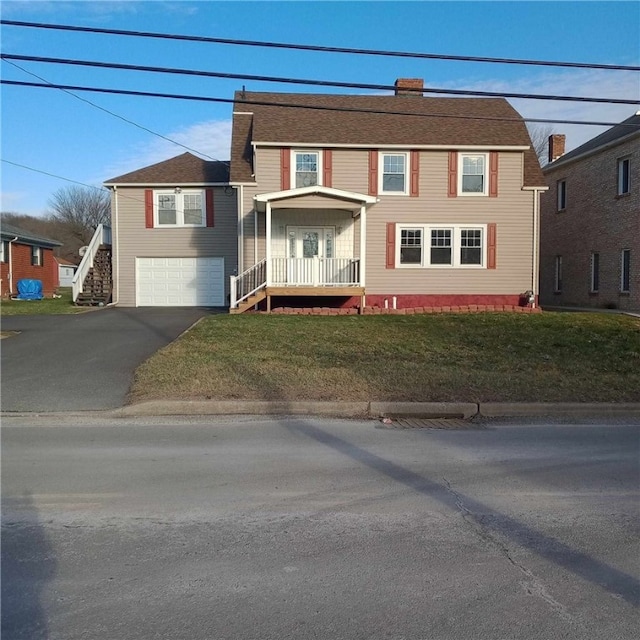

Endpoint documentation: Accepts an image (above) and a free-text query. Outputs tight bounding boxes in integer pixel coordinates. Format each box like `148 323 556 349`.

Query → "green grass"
131 312 640 404
0 289 88 316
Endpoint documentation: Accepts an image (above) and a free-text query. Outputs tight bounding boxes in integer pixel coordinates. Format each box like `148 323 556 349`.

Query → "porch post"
265 202 272 286
359 205 366 287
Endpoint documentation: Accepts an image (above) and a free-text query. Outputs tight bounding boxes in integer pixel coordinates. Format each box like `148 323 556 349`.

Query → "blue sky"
1 0 639 216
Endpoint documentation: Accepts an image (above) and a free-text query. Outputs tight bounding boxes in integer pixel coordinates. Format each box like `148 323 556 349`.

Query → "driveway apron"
1 307 214 412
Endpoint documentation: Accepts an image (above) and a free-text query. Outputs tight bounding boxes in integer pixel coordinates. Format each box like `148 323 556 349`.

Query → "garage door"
136 257 225 306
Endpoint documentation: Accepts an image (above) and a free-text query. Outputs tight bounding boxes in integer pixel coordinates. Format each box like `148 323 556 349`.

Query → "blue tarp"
15 279 43 300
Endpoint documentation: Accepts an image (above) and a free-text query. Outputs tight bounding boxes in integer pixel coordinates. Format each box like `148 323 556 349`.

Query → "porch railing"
271 257 360 287
72 224 111 302
230 259 267 309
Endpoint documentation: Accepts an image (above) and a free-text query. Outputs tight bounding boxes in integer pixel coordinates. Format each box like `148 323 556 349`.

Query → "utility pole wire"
2 79 639 128
2 19 639 72
3 53 638 105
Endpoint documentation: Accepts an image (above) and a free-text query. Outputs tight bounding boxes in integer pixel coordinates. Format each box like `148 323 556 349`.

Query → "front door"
287 227 334 284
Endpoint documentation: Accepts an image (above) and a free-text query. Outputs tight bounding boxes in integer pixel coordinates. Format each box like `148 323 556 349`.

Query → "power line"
2 19 639 72
2 59 229 166
2 79 639 129
3 53 638 106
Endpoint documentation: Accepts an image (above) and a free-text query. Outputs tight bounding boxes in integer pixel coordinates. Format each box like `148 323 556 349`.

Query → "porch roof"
254 185 378 212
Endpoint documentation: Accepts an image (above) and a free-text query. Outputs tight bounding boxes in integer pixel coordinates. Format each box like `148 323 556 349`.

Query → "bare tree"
47 186 111 247
526 123 555 167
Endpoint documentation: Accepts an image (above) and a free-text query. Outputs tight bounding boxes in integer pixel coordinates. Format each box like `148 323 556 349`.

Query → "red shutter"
489 152 499 197
369 150 378 196
206 188 214 227
386 222 396 269
410 150 419 197
323 150 332 188
145 189 154 228
487 223 497 269
281 148 291 191
448 151 458 197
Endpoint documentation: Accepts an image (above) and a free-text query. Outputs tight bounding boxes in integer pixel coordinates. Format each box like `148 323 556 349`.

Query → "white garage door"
136 257 225 307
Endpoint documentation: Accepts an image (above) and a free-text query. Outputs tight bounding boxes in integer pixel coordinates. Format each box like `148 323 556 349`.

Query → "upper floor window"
380 153 408 194
294 151 320 188
557 179 567 211
31 246 42 266
459 153 487 195
155 191 205 227
617 157 630 195
0 240 8 263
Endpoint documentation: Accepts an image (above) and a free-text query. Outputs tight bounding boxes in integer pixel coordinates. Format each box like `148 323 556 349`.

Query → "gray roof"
104 152 230 184
0 222 62 247
545 112 640 170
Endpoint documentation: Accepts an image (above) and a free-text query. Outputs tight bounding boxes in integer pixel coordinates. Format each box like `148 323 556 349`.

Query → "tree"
526 124 555 167
47 186 111 247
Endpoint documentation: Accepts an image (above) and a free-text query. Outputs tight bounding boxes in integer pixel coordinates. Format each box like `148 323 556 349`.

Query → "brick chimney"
548 134 566 163
394 78 424 96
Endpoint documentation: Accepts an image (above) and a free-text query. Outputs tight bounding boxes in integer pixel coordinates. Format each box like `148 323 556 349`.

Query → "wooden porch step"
230 289 267 314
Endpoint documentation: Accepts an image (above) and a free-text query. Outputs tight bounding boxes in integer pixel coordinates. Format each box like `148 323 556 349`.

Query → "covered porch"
230 186 377 313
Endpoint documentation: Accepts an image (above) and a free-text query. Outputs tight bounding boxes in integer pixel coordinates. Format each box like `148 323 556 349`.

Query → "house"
102 78 547 312
539 113 639 311
56 257 78 287
0 222 61 298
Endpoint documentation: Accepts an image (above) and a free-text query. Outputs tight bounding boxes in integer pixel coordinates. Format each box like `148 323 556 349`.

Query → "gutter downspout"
237 184 244 274
108 186 119 306
531 189 541 308
8 236 18 295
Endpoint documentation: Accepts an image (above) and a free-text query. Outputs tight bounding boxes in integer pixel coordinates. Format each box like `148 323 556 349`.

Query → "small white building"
56 257 78 288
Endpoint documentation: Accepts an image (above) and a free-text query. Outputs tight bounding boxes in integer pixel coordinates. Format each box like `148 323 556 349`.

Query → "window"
459 153 487 195
294 151 320 188
621 249 631 293
397 225 485 268
31 246 42 266
617 158 630 195
380 153 408 194
554 255 563 292
400 228 422 264
591 252 599 293
557 180 567 211
0 240 8 263
155 191 204 227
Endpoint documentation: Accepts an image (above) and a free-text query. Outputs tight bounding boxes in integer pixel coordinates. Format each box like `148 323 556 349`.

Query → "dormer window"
294 151 320 188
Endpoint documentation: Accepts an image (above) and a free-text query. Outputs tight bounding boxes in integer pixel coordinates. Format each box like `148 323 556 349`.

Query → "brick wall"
0 242 59 297
539 136 639 311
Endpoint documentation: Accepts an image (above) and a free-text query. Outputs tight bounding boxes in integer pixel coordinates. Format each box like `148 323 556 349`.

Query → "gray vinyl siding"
241 147 536 295
114 187 237 306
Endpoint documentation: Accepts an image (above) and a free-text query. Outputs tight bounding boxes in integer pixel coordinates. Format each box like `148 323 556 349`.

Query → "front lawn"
0 289 88 316
130 312 640 404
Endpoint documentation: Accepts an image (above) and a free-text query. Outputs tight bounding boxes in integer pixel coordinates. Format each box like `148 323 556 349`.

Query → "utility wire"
3 53 638 105
2 79 639 129
2 19 639 72
2 59 229 166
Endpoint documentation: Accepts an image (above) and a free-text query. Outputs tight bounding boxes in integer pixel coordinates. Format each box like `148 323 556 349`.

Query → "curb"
109 400 640 419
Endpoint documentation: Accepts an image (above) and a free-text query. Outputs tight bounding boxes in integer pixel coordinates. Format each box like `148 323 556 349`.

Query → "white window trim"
620 249 631 293
617 157 630 196
458 152 489 197
396 224 486 268
31 245 42 266
0 240 7 263
154 190 206 228
292 150 322 189
557 179 567 211
379 151 410 196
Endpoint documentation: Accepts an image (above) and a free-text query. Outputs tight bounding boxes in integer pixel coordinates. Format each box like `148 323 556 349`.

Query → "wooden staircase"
75 244 112 306
229 288 267 314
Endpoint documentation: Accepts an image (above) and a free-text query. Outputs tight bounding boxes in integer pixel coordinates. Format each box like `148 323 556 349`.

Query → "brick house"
103 78 547 311
0 222 61 298
539 113 640 311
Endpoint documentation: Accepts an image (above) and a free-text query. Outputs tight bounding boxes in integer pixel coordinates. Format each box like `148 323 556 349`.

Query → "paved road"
0 307 214 411
2 415 639 640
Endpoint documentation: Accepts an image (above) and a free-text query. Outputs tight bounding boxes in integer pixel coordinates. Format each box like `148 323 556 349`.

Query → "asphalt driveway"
1 307 215 412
